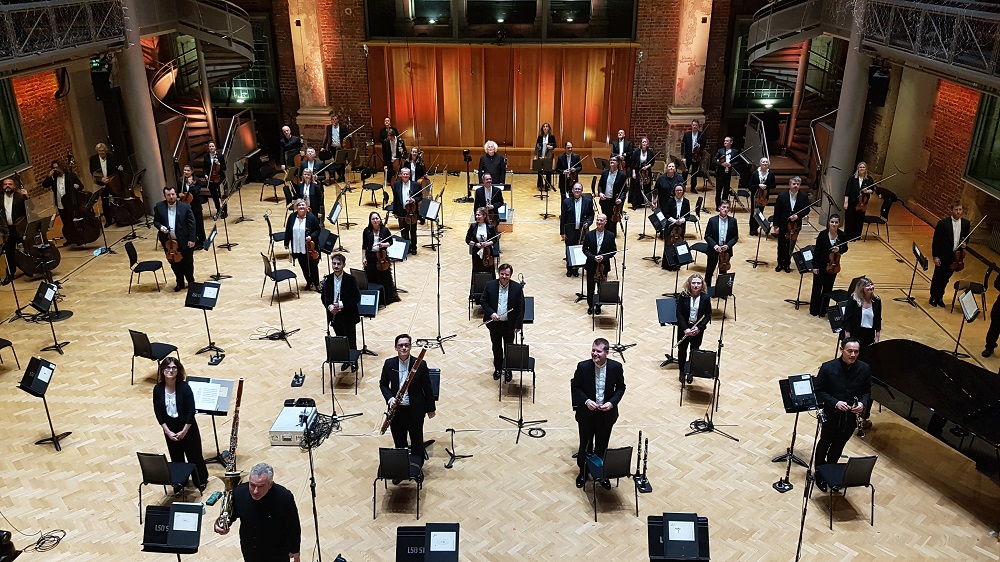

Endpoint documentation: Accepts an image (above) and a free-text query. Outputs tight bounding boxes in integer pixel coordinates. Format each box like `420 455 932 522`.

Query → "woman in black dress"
809 214 849 317
842 276 881 347
676 273 712 383
465 207 497 276
630 137 655 210
843 161 875 241
152 357 209 491
284 199 321 291
361 211 399 303
535 123 556 189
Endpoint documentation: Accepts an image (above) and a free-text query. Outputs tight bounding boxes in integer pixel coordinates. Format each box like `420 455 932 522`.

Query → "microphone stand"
5 259 32 322
300 411 361 562
794 411 825 561
93 187 116 255
415 218 456 352
684 294 738 442
455 153 474 203
610 214 636 361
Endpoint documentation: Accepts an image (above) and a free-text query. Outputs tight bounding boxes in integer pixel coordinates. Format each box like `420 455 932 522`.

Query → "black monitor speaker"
868 67 890 107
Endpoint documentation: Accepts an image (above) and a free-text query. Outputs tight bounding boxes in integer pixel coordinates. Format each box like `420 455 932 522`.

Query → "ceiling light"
498 17 505 23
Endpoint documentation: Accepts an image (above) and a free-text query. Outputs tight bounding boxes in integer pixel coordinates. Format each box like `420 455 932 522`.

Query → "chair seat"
264 178 285 187
689 242 709 254
0 338 12 348
271 269 297 283
149 342 178 361
863 216 886 225
134 260 163 274
272 233 286 243
167 462 198 487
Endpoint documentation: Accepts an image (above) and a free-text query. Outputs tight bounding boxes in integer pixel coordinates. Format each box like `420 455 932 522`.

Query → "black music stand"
420 197 442 250
656 298 679 366
648 512 710 562
328 203 349 252
3 254 32 323
945 290 980 358
31 282 70 354
827 302 847 358
187 376 235 466
317 228 338 275
662 241 692 298
215 190 237 250
232 166 252 224
786 245 815 309
638 190 656 241
91 187 117 255
186 281 224 365
141 502 202 560
645 209 666 264
532 158 556 219
205 226 231 281
566 244 587 302
334 182 357 230
358 289 380 357
895 242 928 307
772 375 817 493
19 356 71 451
499 344 547 445
747 211 770 268
388 235 410 294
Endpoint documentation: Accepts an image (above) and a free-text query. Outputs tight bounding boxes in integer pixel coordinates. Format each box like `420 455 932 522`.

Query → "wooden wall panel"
514 47 542 150
408 47 438 148
584 48 609 145
483 48 515 147
436 48 463 148
459 48 485 147
560 52 590 147
538 51 562 148
608 49 636 140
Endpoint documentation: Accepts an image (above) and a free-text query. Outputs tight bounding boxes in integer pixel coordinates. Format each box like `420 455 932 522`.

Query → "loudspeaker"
0 529 20 562
90 65 113 101
868 67 890 107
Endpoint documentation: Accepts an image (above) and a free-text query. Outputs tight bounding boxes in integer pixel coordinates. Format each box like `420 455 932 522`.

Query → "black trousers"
986 300 1000 350
677 329 705 380
586 268 599 306
715 170 732 209
163 419 209 488
2 234 19 276
331 316 358 351
776 231 793 268
292 252 320 288
487 322 515 372
816 409 857 466
169 248 195 286
686 160 698 191
190 200 206 244
207 181 225 216
929 263 954 302
576 410 617 474
389 404 426 459
705 250 722 288
844 208 865 242
809 270 837 316
397 216 418 252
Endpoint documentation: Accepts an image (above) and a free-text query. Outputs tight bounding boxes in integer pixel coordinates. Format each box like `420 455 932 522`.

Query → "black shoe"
493 369 501 380
600 478 612 490
504 371 513 383
816 479 828 493
983 348 994 358
783 267 792 273
572 270 579 277
341 362 351 371
566 270 573 277
174 284 185 292
409 249 417 256
595 305 601 314
391 478 402 485
172 484 184 495
576 474 586 488
686 374 693 384
351 363 358 373
775 265 783 272
388 295 401 304
0 276 10 286
587 306 594 315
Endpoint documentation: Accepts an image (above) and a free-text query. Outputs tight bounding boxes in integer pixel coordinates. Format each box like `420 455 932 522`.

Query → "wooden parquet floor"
1 173 999 561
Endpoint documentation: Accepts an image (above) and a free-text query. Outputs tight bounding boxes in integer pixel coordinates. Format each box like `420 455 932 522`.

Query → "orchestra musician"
535 123 556 190
583 214 617 315
713 136 738 211
203 142 227 220
377 117 397 145
611 129 633 163
813 338 871 490
380 334 436 462
555 142 582 200
152 358 209 492
177 164 206 246
479 263 525 382
630 137 655 210
478 140 507 185
661 185 690 272
560 182 594 277
844 162 875 242
213 462 301 562
381 131 406 183
597 157 627 232
362 211 400 304
392 167 421 255
402 147 426 182
809 214 849 317
704 201 738 289
652 162 683 215
322 253 362 366
842 277 881 348
676 273 711 383
681 119 703 194
294 169 325 227
771 176 810 273
152 185 197 292
298 147 325 183
278 125 303 171
749 157 775 236
571 337 626 489
0 177 28 285
474 173 504 221
322 114 349 183
983 274 1000 357
43 160 84 241
929 200 970 308
284 199 321 292
90 142 124 227
466 207 498 276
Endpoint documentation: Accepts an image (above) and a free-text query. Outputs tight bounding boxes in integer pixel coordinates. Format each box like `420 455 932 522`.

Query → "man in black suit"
0 177 28 284
382 132 406 184
571 337 626 488
377 117 397 145
555 142 582 200
479 263 525 382
203 142 227 219
653 162 683 214
474 173 504 221
294 169 325 226
814 338 871 491
705 201 738 288
278 125 303 171
177 164 206 245
661 184 690 270
610 129 632 164
90 142 124 227
929 200 971 307
322 253 362 367
380 334 436 463
583 214 617 315
43 160 84 237
297 147 325 184
153 185 197 291
771 176 810 272
713 136 738 211
392 167 421 254
322 115 349 182
597 157 627 232
681 119 703 194
560 182 594 277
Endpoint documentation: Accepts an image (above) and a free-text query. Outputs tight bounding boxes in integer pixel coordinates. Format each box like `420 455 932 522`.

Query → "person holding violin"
844 162 875 241
474 172 505 225
294 168 325 227
467 207 498 276
560 182 594 277
704 201 738 289
480 263 525 381
298 147 326 183
713 136 738 211
749 157 775 236
584 214 617 315
611 129 632 165
177 164 206 246
929 200 970 307
322 114 349 182
653 162 683 215
681 120 703 194
284 199 321 292
403 147 426 182
392 167 422 255
842 277 881 347
535 123 557 190
771 176 810 273
381 131 406 184
90 142 124 227
279 125 303 172
0 177 28 285
478 140 507 185
321 253 362 365
556 142 582 200
362 211 400 304
661 184 690 271
676 273 711 383
153 185 197 292
808 214 849 317
43 160 84 244
630 137 655 210
378 117 398 145
203 142 227 220
597 156 628 232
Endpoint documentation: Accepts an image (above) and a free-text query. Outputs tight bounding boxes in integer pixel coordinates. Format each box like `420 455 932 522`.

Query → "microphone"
363 44 369 56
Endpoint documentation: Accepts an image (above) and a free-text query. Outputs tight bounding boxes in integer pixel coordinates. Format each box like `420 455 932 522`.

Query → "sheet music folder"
185 281 221 311
19 356 56 398
142 502 202 554
647 513 709 561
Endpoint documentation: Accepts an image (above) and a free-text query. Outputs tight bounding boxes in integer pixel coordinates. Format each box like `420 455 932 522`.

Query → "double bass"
11 174 61 276
94 147 145 226
59 152 101 246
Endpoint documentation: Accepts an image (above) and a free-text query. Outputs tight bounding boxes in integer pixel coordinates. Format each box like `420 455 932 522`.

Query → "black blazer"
654 173 683 210
611 139 633 160
379 355 435 414
583 228 617 272
534 135 557 158
555 152 582 175
812 229 849 271
664 196 691 225
203 152 227 182
845 176 875 208
478 153 506 184
152 201 197 248
714 147 739 176
298 157 326 182
571 359 626 418
843 296 882 336
479 279 525 329
392 179 424 216
279 134 303 167
152 381 197 428
815 357 871 413
705 215 738 254
676 293 711 332
772 191 811 233
283 212 321 251
177 175 204 204
362 225 394 264
294 181 325 220
382 137 406 169
322 123 349 152
400 159 426 180
681 131 702 161
560 195 595 236
474 185 504 210
932 216 971 265
750 168 775 193
465 222 498 255
378 126 398 144
631 149 655 176
88 153 122 179
598 168 628 201
321 272 361 325
43 171 83 208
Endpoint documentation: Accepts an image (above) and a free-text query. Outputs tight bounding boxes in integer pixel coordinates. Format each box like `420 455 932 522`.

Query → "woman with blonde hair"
676 273 712 383
842 276 880 347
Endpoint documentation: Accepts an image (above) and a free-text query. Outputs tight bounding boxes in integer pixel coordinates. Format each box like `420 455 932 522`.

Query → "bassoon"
380 348 428 434
215 378 245 531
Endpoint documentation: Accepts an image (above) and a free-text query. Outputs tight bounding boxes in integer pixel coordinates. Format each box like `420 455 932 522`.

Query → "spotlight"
497 17 504 23
429 18 436 24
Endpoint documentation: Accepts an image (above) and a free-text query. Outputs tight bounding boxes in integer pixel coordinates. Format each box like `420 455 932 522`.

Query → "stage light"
497 17 504 23
429 18 436 24
567 17 574 22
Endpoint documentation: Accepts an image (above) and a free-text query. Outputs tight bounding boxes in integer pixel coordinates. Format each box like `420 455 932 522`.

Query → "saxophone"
215 378 245 531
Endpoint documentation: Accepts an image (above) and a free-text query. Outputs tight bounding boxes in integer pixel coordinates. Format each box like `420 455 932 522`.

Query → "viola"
307 238 319 260
209 155 223 184
376 246 391 271
755 184 769 208
482 248 494 268
719 248 732 273
786 220 801 244
856 190 871 213
158 231 183 263
668 222 684 245
179 177 197 204
951 248 965 272
595 260 608 283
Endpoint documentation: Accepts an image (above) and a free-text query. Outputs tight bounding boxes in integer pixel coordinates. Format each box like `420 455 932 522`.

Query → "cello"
96 147 145 226
59 151 102 246
11 173 61 276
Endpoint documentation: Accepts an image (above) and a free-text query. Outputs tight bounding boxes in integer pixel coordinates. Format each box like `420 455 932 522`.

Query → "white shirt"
331 273 343 305
99 157 108 177
397 359 411 405
304 159 316 173
952 218 962 251
166 203 177 240
758 168 767 185
861 305 874 329
789 191 798 212
476 224 488 259
164 389 178 418
596 230 605 251
497 282 509 320
674 198 684 222
292 216 307 253
540 134 550 157
718 217 728 245
401 180 411 202
594 360 607 403
617 140 626 156
301 183 313 209
330 126 341 147
4 194 13 224
640 151 648 163
724 149 732 163
605 172 617 197
484 187 493 204
689 295 701 323
574 197 582 228
55 176 66 209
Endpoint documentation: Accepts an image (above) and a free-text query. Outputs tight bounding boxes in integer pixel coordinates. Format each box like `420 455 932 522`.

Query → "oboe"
854 396 866 438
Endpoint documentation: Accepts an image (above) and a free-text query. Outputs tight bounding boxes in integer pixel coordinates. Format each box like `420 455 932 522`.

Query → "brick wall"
914 80 980 216
316 0 372 145
12 71 75 196
702 0 732 149
234 0 300 130
630 0 680 150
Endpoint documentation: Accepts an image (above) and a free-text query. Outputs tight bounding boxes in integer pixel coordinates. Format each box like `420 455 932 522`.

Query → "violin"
374 233 392 272
826 248 841 275
179 176 197 204
595 260 608 282
856 190 871 213
209 155 223 184
755 184 769 208
668 222 684 245
719 248 732 273
566 154 590 185
158 231 183 263
951 247 965 272
307 238 319 260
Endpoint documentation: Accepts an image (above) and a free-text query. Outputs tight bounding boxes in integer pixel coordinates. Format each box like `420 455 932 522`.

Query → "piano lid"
859 339 1000 447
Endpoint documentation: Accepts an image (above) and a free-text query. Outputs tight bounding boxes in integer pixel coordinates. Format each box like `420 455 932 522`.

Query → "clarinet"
854 396 866 438
634 430 643 478
642 438 649 481
215 378 245 531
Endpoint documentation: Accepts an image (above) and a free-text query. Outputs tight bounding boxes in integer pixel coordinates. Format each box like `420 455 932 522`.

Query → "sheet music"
675 244 690 256
172 511 199 532
45 286 56 301
667 520 695 541
218 383 229 398
425 199 441 221
189 381 221 411
203 286 219 299
361 293 378 306
792 379 812 396
568 245 586 267
429 531 457 551
37 364 53 383
802 249 813 261
387 240 407 260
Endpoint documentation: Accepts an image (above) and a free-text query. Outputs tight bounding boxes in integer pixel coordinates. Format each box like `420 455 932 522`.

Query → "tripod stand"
233 174 253 223
216 190 238 251
894 242 928 307
3 257 32 322
415 218 456 352
455 151 474 203
91 188 117 255
257 273 299 347
444 427 472 468
499 336 546 444
638 190 655 241
534 158 555 219
794 411 825 561
328 202 349 252
196 309 225 365
610 215 636 361
685 294 738 442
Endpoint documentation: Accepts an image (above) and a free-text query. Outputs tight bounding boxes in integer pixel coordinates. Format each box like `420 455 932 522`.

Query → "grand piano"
860 339 1000 476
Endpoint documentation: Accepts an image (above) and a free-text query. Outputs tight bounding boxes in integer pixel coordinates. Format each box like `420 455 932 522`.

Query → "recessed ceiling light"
429 18 436 23
498 17 505 23
567 17 574 22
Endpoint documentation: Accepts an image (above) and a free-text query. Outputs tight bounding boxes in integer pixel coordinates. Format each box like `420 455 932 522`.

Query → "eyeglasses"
162 366 178 371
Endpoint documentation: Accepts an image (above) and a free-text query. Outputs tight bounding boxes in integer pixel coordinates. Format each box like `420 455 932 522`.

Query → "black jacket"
380 355 435 414
283 212 321 251
560 195 595 236
705 215 739 255
843 296 882 336
815 357 872 414
88 153 122 179
571 358 625 418
294 181 325 221
479 279 525 330
322 123 349 152
932 216 971 265
392 179 424 216
203 152 227 183
598 168 628 201
474 185 504 210
43 171 84 209
321 272 361 325
478 153 507 184
152 201 197 248
772 190 811 233
152 381 197 428
812 229 849 271
610 139 633 160
583 228 617 273
676 293 711 333
279 134 303 167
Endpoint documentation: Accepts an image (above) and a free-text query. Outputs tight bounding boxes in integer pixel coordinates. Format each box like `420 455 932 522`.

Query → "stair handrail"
808 108 837 173
221 108 252 156
179 0 253 56
748 112 770 162
173 121 189 164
